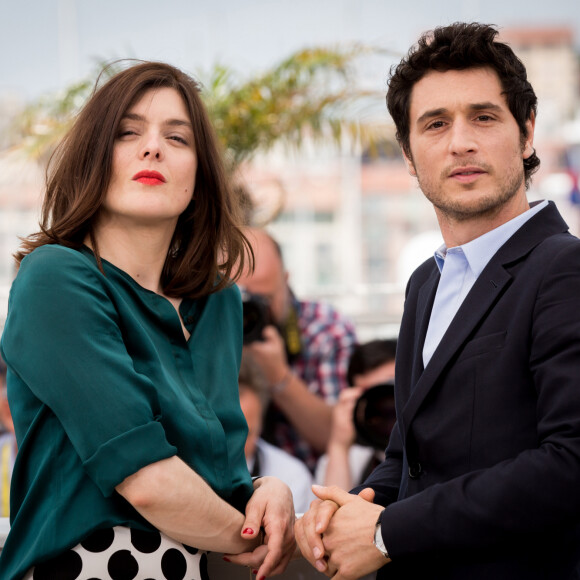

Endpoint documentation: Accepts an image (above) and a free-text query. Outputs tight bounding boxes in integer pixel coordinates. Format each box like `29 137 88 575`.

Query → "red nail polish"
252 570 258 575
222 557 231 562
243 527 255 535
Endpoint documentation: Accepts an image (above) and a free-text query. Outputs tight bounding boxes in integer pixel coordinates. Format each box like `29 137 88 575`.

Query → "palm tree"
10 45 386 167
6 46 392 224
203 45 385 168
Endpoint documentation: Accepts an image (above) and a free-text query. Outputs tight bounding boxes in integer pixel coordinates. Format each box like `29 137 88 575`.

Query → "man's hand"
224 476 296 578
296 485 388 579
295 492 339 574
330 387 364 447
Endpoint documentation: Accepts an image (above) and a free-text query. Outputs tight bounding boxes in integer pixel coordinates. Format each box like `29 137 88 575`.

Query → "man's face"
404 67 534 226
237 232 290 326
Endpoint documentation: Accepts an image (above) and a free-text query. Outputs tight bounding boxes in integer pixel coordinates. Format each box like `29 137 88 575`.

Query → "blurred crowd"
235 227 398 513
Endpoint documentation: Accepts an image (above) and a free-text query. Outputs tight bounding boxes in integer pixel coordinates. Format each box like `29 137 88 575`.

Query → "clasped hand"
295 485 388 580
224 476 296 578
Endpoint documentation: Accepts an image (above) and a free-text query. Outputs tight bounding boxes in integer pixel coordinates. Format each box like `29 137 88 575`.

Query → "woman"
0 61 294 580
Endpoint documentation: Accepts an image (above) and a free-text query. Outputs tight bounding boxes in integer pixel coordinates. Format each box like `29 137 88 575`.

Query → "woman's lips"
132 171 166 185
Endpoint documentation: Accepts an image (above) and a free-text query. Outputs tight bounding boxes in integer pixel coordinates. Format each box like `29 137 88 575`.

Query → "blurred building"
244 25 580 339
500 26 578 137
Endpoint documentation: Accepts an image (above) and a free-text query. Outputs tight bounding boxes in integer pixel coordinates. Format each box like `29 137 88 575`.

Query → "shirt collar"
433 200 548 276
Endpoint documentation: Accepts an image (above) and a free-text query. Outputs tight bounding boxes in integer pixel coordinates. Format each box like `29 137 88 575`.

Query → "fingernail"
313 546 322 559
222 557 231 562
252 571 258 576
243 528 255 535
315 560 326 572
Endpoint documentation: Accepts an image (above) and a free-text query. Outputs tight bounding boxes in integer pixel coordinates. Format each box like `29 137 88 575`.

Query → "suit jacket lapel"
411 269 438 385
400 201 568 442
401 264 512 438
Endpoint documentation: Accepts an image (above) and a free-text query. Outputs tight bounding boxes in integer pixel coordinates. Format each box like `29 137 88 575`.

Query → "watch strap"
373 508 390 559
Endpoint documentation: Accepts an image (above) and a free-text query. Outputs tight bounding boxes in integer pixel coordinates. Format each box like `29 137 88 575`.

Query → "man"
237 228 357 472
296 22 580 580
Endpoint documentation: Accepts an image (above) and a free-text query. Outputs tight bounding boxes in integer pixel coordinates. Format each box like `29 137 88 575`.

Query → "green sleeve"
1 246 176 496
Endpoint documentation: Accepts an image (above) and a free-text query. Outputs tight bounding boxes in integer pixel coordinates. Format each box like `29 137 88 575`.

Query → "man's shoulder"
406 256 439 289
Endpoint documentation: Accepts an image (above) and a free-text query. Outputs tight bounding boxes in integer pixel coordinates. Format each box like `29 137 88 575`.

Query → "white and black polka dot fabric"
23 526 209 580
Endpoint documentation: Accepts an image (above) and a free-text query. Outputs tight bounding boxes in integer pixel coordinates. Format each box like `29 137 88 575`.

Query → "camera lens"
353 382 396 449
241 291 272 344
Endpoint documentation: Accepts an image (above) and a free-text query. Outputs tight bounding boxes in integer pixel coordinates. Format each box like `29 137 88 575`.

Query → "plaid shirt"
263 296 357 472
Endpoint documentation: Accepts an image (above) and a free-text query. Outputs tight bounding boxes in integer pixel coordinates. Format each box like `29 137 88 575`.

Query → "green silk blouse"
0 244 253 580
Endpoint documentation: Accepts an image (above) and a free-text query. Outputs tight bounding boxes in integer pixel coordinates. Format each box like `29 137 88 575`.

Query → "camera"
353 381 396 449
241 290 273 344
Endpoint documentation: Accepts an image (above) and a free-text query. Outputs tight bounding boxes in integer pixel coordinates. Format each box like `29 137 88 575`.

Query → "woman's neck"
88 220 176 294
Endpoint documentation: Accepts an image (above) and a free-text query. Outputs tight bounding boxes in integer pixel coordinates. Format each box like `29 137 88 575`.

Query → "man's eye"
427 121 445 130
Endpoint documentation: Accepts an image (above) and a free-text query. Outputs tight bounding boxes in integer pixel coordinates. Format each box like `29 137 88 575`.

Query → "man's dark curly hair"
387 22 540 188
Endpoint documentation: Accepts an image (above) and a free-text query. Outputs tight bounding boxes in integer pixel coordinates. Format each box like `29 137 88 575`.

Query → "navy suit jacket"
354 202 580 579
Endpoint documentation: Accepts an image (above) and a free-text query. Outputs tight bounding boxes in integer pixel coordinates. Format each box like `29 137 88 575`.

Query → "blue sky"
1 0 579 102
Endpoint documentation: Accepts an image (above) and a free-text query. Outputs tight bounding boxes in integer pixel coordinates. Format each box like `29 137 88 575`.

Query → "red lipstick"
132 170 166 185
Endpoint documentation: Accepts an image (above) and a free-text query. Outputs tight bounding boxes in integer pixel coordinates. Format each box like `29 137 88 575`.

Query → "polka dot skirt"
23 526 209 580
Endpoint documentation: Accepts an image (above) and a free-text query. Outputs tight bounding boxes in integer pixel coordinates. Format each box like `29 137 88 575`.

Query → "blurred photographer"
237 228 357 472
238 353 315 513
315 339 397 490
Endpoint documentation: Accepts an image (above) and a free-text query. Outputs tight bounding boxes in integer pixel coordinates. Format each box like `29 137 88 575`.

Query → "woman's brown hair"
17 60 252 298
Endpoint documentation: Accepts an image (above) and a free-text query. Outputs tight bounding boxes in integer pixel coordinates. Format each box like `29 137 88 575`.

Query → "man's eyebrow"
416 102 504 126
121 112 192 129
416 108 447 126
469 102 503 113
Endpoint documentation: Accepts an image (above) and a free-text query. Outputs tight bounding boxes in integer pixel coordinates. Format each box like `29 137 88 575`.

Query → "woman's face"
102 87 197 228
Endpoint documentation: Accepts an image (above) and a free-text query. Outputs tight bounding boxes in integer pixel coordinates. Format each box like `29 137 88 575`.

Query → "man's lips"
448 167 486 183
132 171 166 185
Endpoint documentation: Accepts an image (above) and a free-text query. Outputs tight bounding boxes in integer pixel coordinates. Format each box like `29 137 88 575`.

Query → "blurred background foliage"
9 45 386 171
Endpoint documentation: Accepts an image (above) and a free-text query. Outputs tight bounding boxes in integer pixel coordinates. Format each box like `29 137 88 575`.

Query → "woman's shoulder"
20 244 95 272
16 245 101 289
206 280 241 306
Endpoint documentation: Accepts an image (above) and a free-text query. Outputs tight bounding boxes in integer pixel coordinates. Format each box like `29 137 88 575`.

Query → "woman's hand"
224 476 296 578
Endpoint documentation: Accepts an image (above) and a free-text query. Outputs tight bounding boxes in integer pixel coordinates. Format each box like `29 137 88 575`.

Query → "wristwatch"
373 509 390 559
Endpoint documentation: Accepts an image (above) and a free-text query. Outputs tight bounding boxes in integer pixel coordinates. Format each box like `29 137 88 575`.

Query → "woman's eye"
169 135 188 145
118 129 137 138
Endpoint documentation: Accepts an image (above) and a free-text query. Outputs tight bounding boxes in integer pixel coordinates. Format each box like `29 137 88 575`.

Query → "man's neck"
436 196 530 248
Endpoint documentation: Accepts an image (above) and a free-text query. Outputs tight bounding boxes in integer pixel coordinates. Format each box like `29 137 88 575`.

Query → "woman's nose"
140 134 163 160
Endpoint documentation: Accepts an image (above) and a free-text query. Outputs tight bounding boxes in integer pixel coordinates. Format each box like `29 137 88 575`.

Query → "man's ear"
402 148 417 177
523 112 536 160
